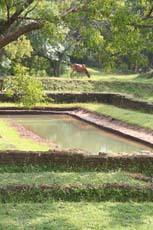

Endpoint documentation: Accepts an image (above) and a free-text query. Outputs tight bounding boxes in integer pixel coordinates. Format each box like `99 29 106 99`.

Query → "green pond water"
3 114 151 154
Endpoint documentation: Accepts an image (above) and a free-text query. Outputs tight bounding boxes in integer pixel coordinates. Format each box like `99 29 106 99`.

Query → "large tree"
1 0 152 74
0 0 91 50
107 0 153 71
0 0 41 49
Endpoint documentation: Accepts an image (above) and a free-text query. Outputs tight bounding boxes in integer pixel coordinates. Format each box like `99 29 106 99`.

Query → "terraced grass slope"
0 164 153 229
0 171 147 186
0 69 152 229
42 70 153 102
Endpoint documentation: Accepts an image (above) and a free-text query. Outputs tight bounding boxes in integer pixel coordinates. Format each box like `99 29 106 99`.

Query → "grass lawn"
42 69 153 102
1 202 153 230
0 171 147 186
64 68 153 83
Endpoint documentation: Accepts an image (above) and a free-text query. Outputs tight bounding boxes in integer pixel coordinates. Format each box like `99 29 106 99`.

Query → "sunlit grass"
0 202 153 229
63 67 153 82
81 103 153 130
42 73 153 101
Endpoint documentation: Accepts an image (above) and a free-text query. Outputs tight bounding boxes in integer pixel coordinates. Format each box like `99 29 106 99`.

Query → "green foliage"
0 0 152 75
5 63 46 108
80 26 104 49
4 35 34 76
20 75 46 108
5 35 33 61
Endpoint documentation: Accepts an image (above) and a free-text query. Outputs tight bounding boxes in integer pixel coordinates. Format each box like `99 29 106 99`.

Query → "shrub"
4 64 46 108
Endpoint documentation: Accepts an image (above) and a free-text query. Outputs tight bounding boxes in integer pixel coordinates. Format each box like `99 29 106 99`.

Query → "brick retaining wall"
0 92 152 113
0 151 153 173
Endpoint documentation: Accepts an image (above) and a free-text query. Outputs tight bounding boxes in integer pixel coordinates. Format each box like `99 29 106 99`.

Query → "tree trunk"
53 60 62 77
53 54 63 77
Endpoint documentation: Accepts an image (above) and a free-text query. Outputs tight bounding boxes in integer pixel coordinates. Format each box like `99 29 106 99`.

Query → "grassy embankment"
0 163 153 229
0 170 147 186
0 70 152 229
42 68 153 102
44 103 153 131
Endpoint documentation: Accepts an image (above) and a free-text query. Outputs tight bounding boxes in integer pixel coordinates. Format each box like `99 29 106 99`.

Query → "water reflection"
3 114 151 154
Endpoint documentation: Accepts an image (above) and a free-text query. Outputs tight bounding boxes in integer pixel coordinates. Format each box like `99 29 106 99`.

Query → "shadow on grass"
0 203 78 230
105 202 153 229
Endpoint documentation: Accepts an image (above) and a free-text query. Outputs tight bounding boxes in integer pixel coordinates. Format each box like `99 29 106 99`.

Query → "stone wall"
47 92 153 114
0 92 152 113
0 150 153 173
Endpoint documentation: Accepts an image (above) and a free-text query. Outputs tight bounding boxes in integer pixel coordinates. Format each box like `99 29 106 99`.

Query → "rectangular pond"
2 114 152 154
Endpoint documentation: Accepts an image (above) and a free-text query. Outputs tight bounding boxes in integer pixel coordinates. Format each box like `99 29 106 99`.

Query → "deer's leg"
70 69 74 78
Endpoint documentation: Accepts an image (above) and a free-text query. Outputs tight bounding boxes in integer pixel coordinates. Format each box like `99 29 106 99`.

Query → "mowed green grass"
0 171 147 186
0 119 49 151
80 103 153 130
44 78 153 102
64 67 153 83
1 202 153 230
43 68 153 102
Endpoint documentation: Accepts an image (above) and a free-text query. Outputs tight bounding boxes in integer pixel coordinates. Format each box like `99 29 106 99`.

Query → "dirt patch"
129 173 153 183
8 120 60 149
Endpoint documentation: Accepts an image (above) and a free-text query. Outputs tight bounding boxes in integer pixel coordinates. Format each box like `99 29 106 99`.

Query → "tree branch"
143 5 153 20
23 0 40 18
132 23 153 29
0 22 42 50
4 0 10 21
0 0 35 34
61 1 88 19
17 16 43 21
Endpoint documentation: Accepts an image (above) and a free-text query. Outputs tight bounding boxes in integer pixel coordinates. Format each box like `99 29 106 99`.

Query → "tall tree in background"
0 0 152 74
0 0 42 49
107 0 153 72
0 0 108 49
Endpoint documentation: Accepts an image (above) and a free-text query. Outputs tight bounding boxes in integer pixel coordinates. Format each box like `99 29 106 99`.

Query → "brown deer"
70 64 90 78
